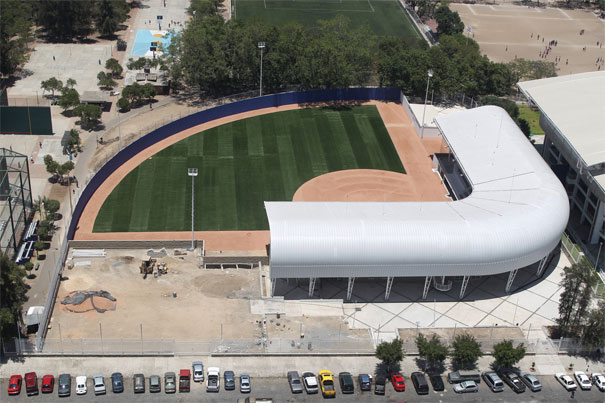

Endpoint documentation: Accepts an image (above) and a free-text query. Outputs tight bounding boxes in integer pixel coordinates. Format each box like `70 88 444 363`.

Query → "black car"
429 373 445 391
58 374 71 397
224 371 235 390
338 372 354 394
499 371 526 393
111 373 123 393
411 372 429 395
358 374 372 391
374 376 386 395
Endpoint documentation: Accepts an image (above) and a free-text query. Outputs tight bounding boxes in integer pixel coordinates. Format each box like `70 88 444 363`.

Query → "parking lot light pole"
420 69 434 139
258 42 265 97
188 168 198 251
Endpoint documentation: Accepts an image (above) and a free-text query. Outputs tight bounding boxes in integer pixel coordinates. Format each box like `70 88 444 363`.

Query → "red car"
41 375 55 393
390 372 406 391
8 375 22 395
25 372 38 396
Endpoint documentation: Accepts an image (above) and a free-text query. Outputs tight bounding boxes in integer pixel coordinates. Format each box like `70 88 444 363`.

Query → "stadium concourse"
70 89 569 302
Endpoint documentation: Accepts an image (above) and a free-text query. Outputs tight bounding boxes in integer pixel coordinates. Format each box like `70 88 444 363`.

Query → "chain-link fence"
399 337 558 356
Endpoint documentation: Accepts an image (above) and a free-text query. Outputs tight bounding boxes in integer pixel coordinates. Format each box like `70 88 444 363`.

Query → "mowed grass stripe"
94 105 405 232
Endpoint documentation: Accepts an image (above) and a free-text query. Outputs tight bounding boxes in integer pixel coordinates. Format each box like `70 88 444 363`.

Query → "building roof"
80 91 109 104
517 71 605 168
265 106 569 279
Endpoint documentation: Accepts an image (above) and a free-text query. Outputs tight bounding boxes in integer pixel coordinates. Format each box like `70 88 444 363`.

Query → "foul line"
558 8 572 20
466 4 477 16
367 0 374 12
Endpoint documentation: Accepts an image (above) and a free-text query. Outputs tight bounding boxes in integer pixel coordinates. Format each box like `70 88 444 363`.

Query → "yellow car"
318 370 335 398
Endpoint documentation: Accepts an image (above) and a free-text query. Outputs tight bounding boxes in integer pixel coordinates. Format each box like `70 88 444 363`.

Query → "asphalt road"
3 375 604 402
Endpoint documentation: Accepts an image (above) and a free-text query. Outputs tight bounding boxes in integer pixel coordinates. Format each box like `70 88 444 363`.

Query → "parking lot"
2 373 604 402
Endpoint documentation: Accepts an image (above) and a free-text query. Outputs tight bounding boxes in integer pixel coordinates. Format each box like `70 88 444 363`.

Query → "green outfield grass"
93 105 405 232
234 0 423 39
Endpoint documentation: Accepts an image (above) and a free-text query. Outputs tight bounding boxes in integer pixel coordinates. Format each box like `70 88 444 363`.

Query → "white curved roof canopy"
265 106 569 279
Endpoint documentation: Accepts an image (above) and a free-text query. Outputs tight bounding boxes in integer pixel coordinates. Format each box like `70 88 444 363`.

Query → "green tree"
40 77 63 97
416 333 449 369
0 252 27 337
451 334 483 368
375 338 405 372
557 260 597 337
34 240 45 258
492 339 526 368
43 198 60 221
97 71 118 89
35 0 95 40
0 0 32 76
24 262 34 277
117 97 130 112
37 226 49 242
434 3 464 36
65 78 77 89
43 154 60 180
189 0 223 18
105 57 123 77
58 161 75 185
142 83 157 103
73 104 102 128
67 129 81 153
126 57 151 70
95 0 129 37
57 88 80 111
581 300 605 351
480 96 518 118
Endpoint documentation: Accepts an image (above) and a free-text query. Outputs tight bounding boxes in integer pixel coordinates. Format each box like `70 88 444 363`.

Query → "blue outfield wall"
68 88 401 240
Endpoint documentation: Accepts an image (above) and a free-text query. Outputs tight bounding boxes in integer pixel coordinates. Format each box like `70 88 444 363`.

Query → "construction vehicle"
140 257 156 278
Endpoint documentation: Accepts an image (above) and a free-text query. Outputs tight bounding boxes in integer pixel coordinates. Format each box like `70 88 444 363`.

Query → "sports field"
233 0 423 39
93 105 405 233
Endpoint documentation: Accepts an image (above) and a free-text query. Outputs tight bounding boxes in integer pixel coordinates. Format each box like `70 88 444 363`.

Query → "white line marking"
367 0 375 12
264 0 267 9
558 8 572 20
466 4 477 16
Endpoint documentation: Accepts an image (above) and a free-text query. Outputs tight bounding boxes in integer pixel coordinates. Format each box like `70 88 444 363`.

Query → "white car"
555 373 577 391
574 371 591 390
75 376 87 395
591 373 605 391
454 380 478 393
240 374 251 393
93 374 105 395
302 372 319 394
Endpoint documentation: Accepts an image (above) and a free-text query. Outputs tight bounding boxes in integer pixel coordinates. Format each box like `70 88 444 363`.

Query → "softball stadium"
69 88 568 301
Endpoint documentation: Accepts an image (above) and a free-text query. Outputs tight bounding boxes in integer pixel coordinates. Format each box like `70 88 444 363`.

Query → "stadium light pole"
258 42 265 97
188 168 198 251
420 69 434 139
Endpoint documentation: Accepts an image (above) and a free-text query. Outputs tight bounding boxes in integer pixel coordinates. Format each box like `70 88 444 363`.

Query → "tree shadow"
374 362 400 378
414 357 446 374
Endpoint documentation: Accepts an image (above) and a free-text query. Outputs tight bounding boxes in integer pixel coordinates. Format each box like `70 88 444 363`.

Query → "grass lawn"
94 105 405 232
518 104 544 135
233 0 423 40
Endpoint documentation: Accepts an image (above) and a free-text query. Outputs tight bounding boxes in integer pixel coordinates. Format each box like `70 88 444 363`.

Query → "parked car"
520 372 542 392
555 372 577 391
237 398 274 403
58 374 71 397
499 371 525 393
429 373 445 391
287 371 303 393
206 367 220 392
574 371 592 390
482 371 504 392
240 374 251 393
318 370 336 398
358 373 372 391
41 374 54 393
25 372 39 396
75 376 87 395
390 372 405 391
149 375 161 393
592 373 605 391
411 372 429 395
111 372 123 393
93 374 106 395
374 375 386 395
302 372 318 394
339 372 354 394
225 370 236 390
192 361 204 382
164 372 176 393
133 374 145 393
448 370 481 384
8 375 22 395
179 369 191 393
454 380 479 393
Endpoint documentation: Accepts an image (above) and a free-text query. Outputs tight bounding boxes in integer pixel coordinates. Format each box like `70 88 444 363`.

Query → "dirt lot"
451 4 605 76
46 248 367 343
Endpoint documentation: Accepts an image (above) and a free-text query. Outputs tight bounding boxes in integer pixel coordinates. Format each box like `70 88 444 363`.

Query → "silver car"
288 371 303 393
520 373 542 392
93 374 105 395
164 372 176 394
192 361 204 382
149 375 161 393
454 380 478 393
240 374 251 393
482 371 504 392
302 372 319 394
